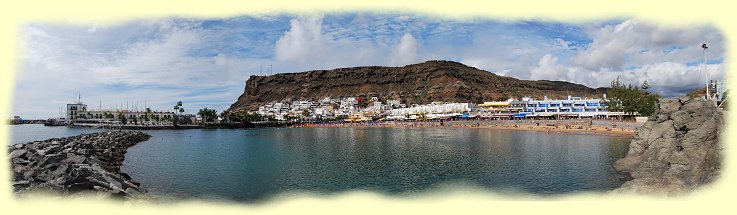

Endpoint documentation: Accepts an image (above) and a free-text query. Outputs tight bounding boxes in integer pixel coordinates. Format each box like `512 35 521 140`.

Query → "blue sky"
14 13 726 118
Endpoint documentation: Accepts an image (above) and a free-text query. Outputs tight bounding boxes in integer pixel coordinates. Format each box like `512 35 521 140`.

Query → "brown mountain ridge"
229 60 608 112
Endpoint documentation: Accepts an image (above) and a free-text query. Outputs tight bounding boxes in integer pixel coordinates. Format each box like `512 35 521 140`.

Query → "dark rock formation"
613 96 724 194
8 131 151 199
229 60 608 112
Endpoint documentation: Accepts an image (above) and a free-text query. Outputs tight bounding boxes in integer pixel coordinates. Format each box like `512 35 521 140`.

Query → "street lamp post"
702 43 709 101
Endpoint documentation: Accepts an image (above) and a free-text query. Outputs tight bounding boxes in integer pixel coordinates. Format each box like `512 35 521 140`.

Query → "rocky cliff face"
613 96 724 194
9 131 151 199
229 60 608 112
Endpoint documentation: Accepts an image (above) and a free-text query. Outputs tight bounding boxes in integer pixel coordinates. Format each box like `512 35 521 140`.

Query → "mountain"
228 60 608 112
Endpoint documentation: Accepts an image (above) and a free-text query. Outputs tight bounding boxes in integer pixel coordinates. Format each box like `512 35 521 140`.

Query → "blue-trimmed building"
481 95 622 118
525 96 607 116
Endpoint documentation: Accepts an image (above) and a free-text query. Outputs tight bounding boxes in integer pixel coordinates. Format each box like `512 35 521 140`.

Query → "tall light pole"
702 43 709 101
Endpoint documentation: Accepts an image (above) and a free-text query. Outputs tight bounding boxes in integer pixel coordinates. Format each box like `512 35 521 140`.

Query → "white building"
390 102 474 116
66 101 175 125
523 96 609 117
66 102 87 120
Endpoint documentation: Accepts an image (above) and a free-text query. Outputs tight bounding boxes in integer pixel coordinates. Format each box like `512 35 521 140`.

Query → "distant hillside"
229 60 608 112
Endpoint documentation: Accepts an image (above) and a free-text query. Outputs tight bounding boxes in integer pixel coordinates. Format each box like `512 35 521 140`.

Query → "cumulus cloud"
529 53 725 97
274 16 325 63
273 16 430 70
571 19 724 71
12 15 727 119
14 20 252 118
388 33 420 66
530 54 568 81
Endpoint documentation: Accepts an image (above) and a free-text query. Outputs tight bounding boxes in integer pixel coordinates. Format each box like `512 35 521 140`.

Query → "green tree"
302 109 310 117
605 77 660 117
180 115 192 125
636 81 659 116
197 108 217 123
173 101 184 125
220 110 230 123
605 77 623 112
117 113 127 124
145 108 152 121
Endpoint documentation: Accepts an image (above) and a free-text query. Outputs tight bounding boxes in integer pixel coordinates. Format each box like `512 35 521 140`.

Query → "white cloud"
12 16 728 119
571 19 724 71
274 16 325 63
273 16 430 70
14 21 254 118
528 53 726 97
530 54 568 81
388 33 420 66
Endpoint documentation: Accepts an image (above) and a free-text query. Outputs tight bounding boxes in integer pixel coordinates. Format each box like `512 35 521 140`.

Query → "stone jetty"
8 131 151 199
613 96 724 195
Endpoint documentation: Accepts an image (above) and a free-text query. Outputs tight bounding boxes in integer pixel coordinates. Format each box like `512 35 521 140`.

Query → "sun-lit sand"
292 120 637 137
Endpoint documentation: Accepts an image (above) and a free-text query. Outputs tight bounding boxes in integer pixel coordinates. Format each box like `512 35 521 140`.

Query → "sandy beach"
291 120 639 137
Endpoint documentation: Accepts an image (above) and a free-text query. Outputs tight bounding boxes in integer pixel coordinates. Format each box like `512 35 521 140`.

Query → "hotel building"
66 101 175 125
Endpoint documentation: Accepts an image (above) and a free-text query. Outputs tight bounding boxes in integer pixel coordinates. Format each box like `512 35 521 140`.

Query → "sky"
13 13 727 119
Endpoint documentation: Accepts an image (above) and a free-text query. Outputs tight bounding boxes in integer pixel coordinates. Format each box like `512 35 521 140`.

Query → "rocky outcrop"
229 60 608 112
613 96 724 195
8 131 151 199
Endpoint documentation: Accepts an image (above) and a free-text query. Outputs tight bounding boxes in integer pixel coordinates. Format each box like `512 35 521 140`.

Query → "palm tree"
197 108 207 124
220 110 229 123
173 101 183 126
179 107 185 123
145 108 152 122
117 113 127 125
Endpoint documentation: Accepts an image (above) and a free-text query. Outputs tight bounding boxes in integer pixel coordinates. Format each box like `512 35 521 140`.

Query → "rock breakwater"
613 96 724 194
8 131 151 199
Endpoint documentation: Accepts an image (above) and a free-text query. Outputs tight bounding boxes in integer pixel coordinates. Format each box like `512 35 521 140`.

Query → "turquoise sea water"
8 124 631 201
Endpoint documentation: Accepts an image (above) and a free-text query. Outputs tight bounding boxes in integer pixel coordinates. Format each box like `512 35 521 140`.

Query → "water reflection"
115 127 630 201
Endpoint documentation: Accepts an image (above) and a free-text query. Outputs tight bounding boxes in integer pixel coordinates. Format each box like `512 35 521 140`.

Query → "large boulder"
9 149 27 159
613 97 724 195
